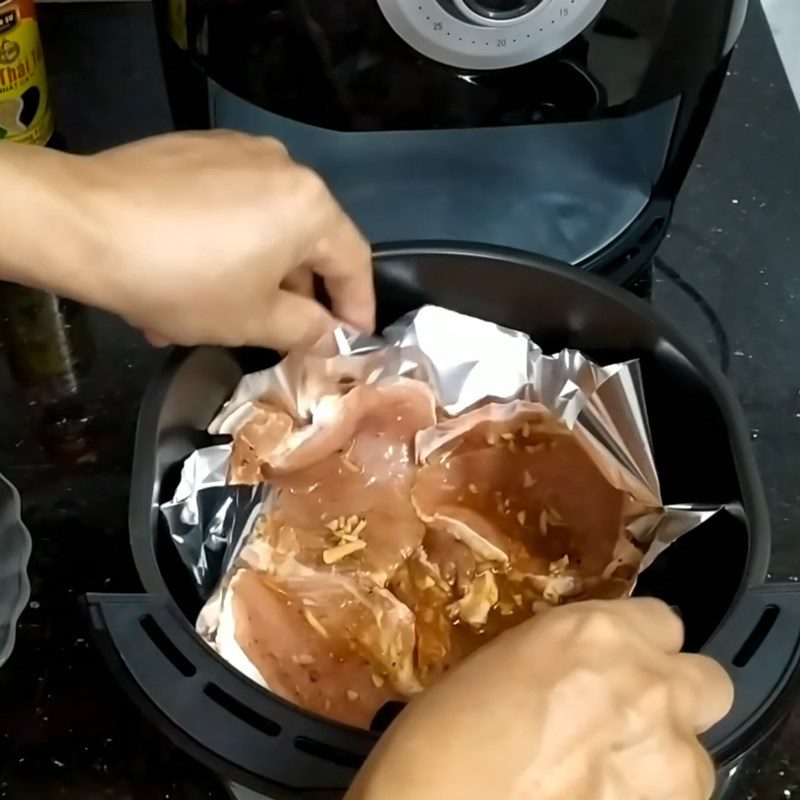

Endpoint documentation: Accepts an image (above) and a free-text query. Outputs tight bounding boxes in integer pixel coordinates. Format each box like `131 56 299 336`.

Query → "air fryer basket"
87 248 800 799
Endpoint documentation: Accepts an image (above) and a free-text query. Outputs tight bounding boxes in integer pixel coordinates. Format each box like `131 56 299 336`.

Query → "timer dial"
376 0 607 70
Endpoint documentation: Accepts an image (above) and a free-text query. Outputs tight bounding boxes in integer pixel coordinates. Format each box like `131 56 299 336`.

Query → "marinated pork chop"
230 377 437 480
413 401 628 587
348 399 629 690
222 388 635 727
220 378 434 726
231 377 436 586
228 568 411 727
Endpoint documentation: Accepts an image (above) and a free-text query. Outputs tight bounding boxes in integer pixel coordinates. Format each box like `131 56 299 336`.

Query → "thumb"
144 329 171 348
255 290 336 352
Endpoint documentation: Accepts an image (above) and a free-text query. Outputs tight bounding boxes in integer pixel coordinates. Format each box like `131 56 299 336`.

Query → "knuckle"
210 128 248 144
293 164 330 201
574 608 623 645
635 677 672 717
259 135 289 157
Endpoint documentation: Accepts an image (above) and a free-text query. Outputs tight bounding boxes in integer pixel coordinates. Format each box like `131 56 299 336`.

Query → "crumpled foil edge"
161 305 722 605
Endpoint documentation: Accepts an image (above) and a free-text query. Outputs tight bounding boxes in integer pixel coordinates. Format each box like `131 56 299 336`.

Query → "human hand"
346 598 733 800
1 132 374 350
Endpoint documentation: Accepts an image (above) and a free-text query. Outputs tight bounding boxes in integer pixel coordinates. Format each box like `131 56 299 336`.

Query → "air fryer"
151 0 746 284
87 248 800 800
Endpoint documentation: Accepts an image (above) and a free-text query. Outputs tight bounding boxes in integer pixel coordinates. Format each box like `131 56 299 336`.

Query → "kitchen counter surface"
0 2 798 798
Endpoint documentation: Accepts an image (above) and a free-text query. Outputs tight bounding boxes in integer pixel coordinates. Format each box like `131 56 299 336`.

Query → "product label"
168 0 188 50
0 0 53 145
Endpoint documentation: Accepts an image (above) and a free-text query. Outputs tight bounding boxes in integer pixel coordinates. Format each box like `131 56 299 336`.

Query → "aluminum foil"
161 445 265 597
162 305 720 604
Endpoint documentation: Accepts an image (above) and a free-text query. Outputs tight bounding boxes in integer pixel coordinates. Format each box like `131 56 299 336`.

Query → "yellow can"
0 0 54 145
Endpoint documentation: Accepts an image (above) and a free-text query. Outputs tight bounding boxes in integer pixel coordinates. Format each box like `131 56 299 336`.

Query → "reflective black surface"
152 0 742 283
461 0 543 21
0 1 798 799
152 0 745 130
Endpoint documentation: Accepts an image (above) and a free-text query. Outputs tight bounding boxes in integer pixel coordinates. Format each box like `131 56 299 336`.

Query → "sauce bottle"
0 0 96 462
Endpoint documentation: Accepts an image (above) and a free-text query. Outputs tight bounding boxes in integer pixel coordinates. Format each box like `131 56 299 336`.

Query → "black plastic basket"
87 247 800 798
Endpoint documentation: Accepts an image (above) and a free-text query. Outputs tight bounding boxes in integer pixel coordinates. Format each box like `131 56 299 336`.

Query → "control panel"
376 0 606 69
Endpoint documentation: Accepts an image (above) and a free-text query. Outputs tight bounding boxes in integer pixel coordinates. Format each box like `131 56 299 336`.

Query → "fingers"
671 652 734 733
613 732 716 800
687 738 718 800
252 290 335 352
571 598 685 655
568 600 731 736
281 265 315 299
607 597 685 655
270 160 374 333
144 329 170 348
305 207 375 333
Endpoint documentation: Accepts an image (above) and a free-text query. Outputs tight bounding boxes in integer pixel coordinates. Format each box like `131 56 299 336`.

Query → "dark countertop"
0 2 799 798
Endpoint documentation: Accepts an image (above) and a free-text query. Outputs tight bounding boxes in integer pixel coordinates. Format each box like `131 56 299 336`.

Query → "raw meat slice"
221 394 635 728
413 402 628 601
230 378 437 587
226 568 419 728
229 402 294 485
230 377 436 480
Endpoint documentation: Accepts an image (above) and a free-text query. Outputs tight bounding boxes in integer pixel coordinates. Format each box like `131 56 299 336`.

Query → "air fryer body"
153 0 746 282
152 0 745 278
